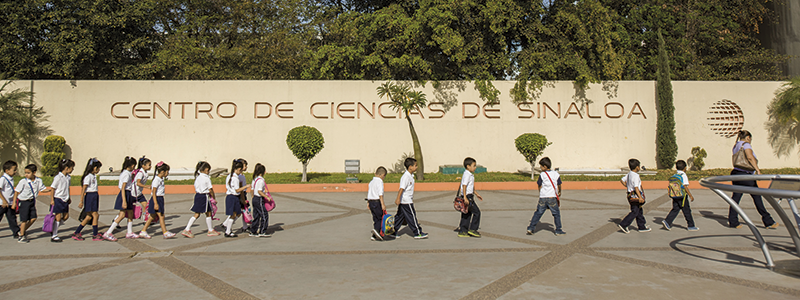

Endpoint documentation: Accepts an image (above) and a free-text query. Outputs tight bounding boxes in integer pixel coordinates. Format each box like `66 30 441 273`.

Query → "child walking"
238 158 249 234
72 158 103 241
13 164 50 243
131 156 152 225
458 157 483 238
50 159 75 242
103 156 137 241
393 158 428 239
618 158 650 233
181 161 219 238
223 159 250 238
0 160 20 239
140 162 176 239
662 160 698 231
367 166 387 241
526 157 565 236
250 163 271 237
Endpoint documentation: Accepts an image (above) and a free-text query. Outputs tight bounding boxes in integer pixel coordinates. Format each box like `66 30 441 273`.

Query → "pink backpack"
255 178 276 212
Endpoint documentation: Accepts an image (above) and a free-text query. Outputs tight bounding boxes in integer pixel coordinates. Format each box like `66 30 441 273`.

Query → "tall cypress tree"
656 28 678 169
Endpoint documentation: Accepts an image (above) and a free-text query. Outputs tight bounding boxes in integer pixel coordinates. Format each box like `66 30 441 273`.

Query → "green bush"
286 126 324 182
41 135 67 176
515 133 552 179
655 29 678 169
690 146 707 171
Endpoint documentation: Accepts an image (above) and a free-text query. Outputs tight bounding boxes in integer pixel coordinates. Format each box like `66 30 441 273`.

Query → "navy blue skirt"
83 192 99 212
190 193 211 213
135 194 147 203
148 196 165 214
52 197 69 214
225 194 242 216
114 190 134 210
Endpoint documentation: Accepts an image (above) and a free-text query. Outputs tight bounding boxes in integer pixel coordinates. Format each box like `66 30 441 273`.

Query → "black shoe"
51 236 62 243
224 233 238 238
13 233 19 239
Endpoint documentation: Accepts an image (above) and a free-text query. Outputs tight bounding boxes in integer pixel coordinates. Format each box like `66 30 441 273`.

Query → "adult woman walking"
728 130 779 229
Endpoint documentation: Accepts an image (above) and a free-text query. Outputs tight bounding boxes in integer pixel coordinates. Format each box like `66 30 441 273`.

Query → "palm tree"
769 77 800 124
377 81 428 181
0 79 49 164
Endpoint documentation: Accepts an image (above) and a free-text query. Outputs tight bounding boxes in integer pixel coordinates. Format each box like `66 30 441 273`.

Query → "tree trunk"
302 162 308 182
531 161 536 180
406 115 424 181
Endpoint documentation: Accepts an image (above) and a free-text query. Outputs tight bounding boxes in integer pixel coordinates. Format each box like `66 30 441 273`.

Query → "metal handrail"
699 175 800 269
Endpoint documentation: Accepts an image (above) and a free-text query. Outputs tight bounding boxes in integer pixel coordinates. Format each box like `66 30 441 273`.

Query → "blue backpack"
381 213 394 236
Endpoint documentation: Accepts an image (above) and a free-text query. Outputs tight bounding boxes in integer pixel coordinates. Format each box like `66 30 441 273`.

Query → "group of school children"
0 156 273 243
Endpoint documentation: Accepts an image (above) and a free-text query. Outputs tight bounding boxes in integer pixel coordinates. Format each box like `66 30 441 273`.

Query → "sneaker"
554 230 566 236
207 230 221 237
18 236 28 243
13 233 19 239
139 231 151 239
767 223 780 229
639 226 651 232
125 232 139 239
92 235 103 241
224 232 238 238
103 233 118 241
387 234 399 239
526 230 533 235
370 236 376 241
662 220 671 231
467 230 481 238
458 232 469 238
71 233 85 241
163 232 177 239
249 232 258 237
51 236 62 243
372 229 383 241
258 233 272 238
617 224 630 234
453 227 460 232
414 232 429 239
733 224 743 229
181 230 194 238
687 227 699 231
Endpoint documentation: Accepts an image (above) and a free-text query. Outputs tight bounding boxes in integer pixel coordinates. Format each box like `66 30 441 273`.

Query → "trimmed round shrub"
286 126 324 182
515 133 552 179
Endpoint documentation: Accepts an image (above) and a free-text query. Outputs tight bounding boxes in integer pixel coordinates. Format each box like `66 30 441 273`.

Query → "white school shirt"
119 169 133 191
367 177 384 200
460 170 474 196
537 170 562 198
151 175 166 196
132 169 149 197
399 171 415 204
676 170 689 187
51 172 70 200
194 173 212 194
83 173 98 193
15 178 46 200
252 176 266 197
0 173 14 204
226 173 240 195
625 171 642 193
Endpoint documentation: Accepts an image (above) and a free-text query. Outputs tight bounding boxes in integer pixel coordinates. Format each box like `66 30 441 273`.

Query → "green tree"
515 133 552 179
766 77 800 157
377 81 427 180
0 80 49 165
655 28 677 169
286 126 325 182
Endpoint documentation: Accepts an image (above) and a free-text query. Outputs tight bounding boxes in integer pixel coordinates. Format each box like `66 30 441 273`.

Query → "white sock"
106 221 118 235
205 217 214 231
127 222 133 234
185 216 197 231
53 221 60 237
224 216 232 234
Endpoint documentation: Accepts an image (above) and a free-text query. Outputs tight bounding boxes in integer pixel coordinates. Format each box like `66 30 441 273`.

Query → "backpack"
381 211 395 236
667 174 686 198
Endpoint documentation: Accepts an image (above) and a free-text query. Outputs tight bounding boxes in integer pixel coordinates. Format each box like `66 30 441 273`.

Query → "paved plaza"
0 188 798 299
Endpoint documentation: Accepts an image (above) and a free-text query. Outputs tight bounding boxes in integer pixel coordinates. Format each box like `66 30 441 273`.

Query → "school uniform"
366 176 385 233
527 170 562 232
224 174 242 216
619 171 647 230
238 172 249 231
0 173 20 237
663 170 695 228
393 171 422 236
250 176 270 235
51 172 71 214
132 168 149 203
148 175 166 214
82 173 100 212
113 169 134 210
15 178 45 222
459 170 481 233
191 173 213 213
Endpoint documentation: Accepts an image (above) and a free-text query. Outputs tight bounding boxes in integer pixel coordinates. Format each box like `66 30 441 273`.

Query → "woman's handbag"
733 143 756 171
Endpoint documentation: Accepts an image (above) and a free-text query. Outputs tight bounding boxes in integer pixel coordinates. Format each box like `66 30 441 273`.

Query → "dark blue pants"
664 196 694 227
368 200 383 233
728 169 775 227
0 206 19 237
251 196 269 234
620 202 647 230
459 195 481 233
394 203 421 236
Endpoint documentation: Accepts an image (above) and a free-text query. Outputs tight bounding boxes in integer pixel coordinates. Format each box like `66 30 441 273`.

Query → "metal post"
789 199 800 237
709 188 774 268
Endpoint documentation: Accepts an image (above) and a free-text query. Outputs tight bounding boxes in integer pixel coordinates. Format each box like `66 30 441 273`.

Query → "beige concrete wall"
3 80 796 173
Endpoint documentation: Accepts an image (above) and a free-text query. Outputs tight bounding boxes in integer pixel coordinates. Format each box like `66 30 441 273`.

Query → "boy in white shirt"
393 158 428 239
458 157 483 238
14 164 53 243
618 158 650 233
366 166 387 241
526 157 565 236
0 161 20 239
663 160 697 231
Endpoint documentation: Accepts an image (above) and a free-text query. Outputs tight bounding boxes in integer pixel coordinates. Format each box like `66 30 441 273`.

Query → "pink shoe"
92 235 103 241
206 230 220 237
71 233 84 241
138 231 151 239
181 230 194 238
163 232 176 239
103 233 118 242
125 232 139 239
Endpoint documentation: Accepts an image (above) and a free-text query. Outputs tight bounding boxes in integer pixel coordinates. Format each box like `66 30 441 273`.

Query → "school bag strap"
543 171 560 207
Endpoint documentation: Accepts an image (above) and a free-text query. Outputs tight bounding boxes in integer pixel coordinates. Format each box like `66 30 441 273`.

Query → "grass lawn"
14 168 800 186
